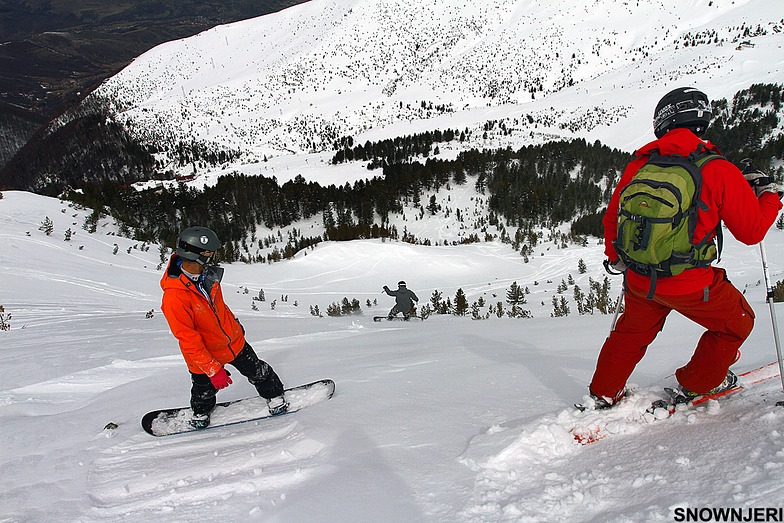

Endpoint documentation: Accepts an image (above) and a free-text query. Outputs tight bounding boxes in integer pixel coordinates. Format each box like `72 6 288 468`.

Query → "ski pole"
759 240 784 394
603 260 626 335
608 284 624 335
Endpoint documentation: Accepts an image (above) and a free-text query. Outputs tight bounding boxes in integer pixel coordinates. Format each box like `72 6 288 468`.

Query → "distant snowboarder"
383 281 419 320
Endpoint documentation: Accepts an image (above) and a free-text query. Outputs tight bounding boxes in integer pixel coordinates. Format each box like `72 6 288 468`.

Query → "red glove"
209 368 232 390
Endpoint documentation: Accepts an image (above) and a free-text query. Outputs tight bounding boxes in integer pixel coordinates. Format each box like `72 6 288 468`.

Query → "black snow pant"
388 304 411 319
190 342 284 415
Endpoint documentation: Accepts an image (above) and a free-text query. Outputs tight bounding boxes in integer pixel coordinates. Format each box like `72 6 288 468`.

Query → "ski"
373 316 422 322
647 362 779 415
572 362 780 445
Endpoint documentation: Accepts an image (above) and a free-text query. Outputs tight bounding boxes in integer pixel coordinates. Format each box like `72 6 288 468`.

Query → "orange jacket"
160 255 245 376
604 128 783 295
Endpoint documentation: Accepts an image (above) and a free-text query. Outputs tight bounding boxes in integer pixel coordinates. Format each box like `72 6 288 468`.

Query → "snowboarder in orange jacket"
161 226 287 428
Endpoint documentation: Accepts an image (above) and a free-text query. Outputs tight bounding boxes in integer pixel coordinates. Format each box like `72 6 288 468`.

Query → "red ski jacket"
603 128 782 295
160 255 245 376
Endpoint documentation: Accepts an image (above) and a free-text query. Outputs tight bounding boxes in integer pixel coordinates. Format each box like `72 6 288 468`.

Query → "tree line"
331 128 467 166
66 138 631 262
58 83 784 262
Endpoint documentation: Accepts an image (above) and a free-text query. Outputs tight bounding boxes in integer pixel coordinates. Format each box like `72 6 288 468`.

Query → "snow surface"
2 190 784 522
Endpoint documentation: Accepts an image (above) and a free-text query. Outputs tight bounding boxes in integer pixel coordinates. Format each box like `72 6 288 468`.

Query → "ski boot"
589 394 614 410
575 390 625 412
669 370 738 405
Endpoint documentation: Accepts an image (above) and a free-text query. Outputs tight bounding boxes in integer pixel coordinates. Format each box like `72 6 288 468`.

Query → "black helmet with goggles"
176 226 221 265
653 87 712 139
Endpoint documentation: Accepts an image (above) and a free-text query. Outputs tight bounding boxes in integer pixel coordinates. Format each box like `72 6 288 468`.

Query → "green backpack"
614 145 723 298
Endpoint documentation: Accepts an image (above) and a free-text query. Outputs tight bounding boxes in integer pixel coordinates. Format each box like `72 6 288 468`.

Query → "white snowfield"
1 190 783 522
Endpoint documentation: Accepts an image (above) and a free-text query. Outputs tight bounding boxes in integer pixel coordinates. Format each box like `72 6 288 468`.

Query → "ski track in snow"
84 422 329 521
0 357 182 411
254 328 371 350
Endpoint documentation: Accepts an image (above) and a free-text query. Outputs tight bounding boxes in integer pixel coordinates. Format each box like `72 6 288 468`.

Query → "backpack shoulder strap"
688 143 723 170
687 143 725 261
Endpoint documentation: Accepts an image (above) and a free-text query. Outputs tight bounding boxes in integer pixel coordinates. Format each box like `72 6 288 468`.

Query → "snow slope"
2 190 784 522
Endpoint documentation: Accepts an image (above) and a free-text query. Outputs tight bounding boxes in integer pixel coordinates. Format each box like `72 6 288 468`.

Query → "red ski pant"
590 268 755 400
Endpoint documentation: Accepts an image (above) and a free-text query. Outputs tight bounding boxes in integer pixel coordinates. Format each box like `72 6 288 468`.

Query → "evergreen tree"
506 281 526 305
573 285 586 315
453 288 468 316
83 208 101 233
419 303 432 320
430 289 443 311
773 280 784 303
495 301 505 318
440 297 452 315
426 195 439 215
0 305 10 331
326 302 341 317
341 297 352 315
470 301 483 320
551 295 570 317
39 216 53 236
590 276 613 314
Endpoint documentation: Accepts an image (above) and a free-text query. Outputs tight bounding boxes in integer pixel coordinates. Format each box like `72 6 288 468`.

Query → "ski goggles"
178 240 217 265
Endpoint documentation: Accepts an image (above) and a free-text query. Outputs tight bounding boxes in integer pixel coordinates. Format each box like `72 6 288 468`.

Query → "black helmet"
398 281 406 287
176 226 221 265
653 87 712 138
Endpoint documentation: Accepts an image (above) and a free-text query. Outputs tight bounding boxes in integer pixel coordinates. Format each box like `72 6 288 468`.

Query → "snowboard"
572 362 780 445
373 316 422 322
141 379 335 437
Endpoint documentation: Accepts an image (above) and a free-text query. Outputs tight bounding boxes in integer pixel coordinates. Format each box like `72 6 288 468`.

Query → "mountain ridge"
2 0 782 197
87 0 782 167
0 0 312 171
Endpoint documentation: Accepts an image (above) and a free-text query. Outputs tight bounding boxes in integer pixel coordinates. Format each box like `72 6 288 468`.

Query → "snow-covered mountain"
89 0 784 184
1 188 784 521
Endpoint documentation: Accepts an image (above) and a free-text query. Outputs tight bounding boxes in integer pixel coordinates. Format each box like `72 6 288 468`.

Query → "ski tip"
572 428 605 445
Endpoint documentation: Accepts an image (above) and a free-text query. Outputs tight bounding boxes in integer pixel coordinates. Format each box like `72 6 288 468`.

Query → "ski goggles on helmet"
178 240 216 265
654 98 711 125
